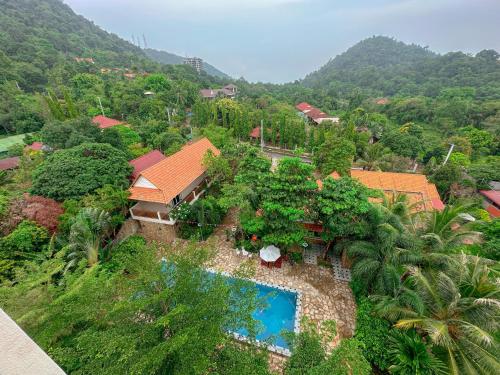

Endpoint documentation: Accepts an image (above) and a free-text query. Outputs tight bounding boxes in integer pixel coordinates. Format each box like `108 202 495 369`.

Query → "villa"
128 138 220 227
295 102 339 125
319 169 445 212
200 84 238 100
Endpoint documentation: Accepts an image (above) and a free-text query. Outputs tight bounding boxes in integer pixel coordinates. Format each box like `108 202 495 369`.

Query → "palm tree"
358 142 391 171
66 208 111 270
388 329 447 375
394 267 500 375
347 205 422 294
409 204 482 271
413 204 482 252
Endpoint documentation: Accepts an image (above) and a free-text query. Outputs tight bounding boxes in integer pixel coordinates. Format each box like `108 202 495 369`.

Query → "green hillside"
144 48 230 79
302 36 500 98
0 0 157 91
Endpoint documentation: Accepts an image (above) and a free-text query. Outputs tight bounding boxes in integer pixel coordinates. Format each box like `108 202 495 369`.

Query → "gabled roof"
129 138 220 204
306 108 328 119
129 150 166 180
349 170 444 211
319 170 444 212
296 102 312 112
480 190 500 206
92 115 124 129
0 157 20 171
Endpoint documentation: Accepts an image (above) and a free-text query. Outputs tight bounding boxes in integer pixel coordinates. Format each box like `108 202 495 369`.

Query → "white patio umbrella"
259 245 281 262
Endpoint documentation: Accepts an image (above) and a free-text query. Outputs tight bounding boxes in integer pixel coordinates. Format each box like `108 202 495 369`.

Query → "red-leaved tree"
1 194 64 234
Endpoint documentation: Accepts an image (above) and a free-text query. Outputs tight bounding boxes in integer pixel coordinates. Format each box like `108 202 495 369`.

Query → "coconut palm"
66 208 111 270
394 267 500 375
388 329 447 375
413 204 482 253
347 205 422 294
358 142 391 171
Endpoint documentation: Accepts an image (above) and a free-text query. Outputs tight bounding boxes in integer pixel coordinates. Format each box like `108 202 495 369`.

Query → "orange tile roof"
319 170 444 211
128 138 220 204
349 170 443 211
128 187 165 203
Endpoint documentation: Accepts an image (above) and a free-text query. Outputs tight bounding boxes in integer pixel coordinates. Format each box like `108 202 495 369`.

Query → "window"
172 194 181 206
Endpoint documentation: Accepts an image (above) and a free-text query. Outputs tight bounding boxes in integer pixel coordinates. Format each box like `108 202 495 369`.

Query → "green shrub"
0 220 49 280
354 298 392 371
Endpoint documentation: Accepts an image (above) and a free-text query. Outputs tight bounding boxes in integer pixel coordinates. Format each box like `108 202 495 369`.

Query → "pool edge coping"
206 267 302 357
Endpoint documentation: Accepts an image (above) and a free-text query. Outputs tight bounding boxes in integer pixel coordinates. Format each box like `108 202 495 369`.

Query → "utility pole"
97 97 105 116
166 107 171 124
443 143 455 165
143 34 148 49
260 119 264 152
131 34 136 46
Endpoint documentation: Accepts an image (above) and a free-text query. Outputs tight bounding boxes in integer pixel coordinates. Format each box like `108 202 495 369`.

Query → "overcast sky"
64 0 500 83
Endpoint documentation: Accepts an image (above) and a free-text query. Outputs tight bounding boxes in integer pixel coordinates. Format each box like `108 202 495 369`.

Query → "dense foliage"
0 1 498 374
31 142 131 200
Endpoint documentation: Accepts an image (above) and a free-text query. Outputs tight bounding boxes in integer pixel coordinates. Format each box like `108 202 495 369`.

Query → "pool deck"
206 229 356 373
150 210 357 374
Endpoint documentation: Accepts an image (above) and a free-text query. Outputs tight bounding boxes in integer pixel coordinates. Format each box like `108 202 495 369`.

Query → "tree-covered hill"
144 48 230 79
0 0 156 90
302 36 500 99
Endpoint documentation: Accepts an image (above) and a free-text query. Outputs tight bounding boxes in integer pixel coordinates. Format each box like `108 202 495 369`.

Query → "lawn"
0 134 28 153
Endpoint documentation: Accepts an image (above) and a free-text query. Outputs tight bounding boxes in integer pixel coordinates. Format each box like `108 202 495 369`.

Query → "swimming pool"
161 261 301 356
233 280 300 353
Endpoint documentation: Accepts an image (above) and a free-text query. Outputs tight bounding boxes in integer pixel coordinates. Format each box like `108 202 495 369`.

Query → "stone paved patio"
207 231 356 373
149 210 357 374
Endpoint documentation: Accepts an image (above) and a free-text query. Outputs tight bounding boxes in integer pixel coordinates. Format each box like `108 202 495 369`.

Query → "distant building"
0 157 20 171
479 190 500 218
92 115 125 129
295 102 339 125
183 57 203 73
199 84 238 100
74 57 94 64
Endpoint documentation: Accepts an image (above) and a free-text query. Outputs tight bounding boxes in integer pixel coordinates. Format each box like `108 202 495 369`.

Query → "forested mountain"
302 36 500 99
0 0 226 92
144 48 230 79
0 0 157 90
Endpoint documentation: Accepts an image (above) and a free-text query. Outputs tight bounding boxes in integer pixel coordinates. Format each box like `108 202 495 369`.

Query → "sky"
64 0 500 83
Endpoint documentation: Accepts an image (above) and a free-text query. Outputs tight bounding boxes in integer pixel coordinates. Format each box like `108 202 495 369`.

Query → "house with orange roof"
319 169 444 212
295 102 339 125
128 138 220 225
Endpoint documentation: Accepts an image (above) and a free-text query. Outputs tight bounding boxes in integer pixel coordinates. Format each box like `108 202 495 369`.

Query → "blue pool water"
160 261 298 350
234 282 298 349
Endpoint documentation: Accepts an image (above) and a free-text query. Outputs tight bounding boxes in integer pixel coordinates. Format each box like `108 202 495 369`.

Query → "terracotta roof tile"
348 170 444 211
27 142 44 151
0 157 20 171
92 115 124 129
129 150 166 180
296 102 312 111
129 138 220 204
319 170 444 212
128 187 166 203
480 190 500 206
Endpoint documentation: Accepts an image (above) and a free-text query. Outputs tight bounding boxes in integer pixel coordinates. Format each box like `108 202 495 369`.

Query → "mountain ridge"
301 36 500 98
144 48 230 79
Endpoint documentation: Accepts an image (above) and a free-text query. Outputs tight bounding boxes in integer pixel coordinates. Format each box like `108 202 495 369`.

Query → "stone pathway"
303 246 321 265
331 255 352 282
155 209 356 374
